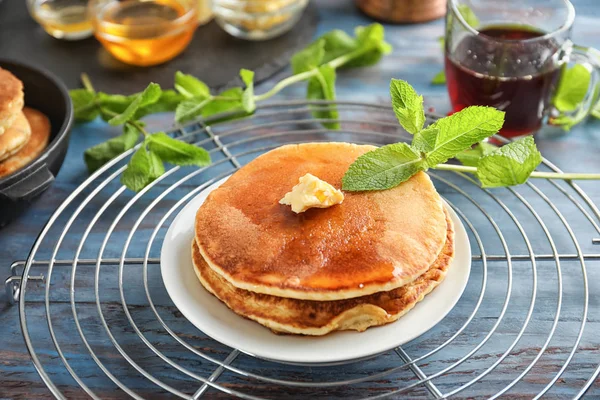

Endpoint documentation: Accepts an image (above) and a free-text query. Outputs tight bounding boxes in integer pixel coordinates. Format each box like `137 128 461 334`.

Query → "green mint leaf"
108 83 162 126
97 93 135 121
550 114 580 131
293 24 390 71
291 39 325 74
70 89 99 122
342 143 425 191
84 124 140 173
319 31 356 64
136 90 186 118
240 69 253 86
175 98 212 123
240 69 256 113
307 65 339 129
431 38 446 85
390 79 425 135
553 64 591 112
147 132 211 167
411 125 439 153
343 24 392 68
457 4 479 27
174 71 210 99
148 149 165 179
592 101 600 119
431 70 446 85
202 87 244 118
455 141 498 167
417 106 505 167
477 136 542 187
120 145 162 192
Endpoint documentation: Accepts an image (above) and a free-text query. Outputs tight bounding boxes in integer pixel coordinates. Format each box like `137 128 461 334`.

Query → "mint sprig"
108 83 162 126
120 144 164 192
174 71 210 99
342 143 423 191
454 141 497 167
84 123 140 173
431 70 446 85
414 106 505 167
475 136 541 187
390 79 425 135
72 77 212 192
343 80 600 191
549 64 594 130
147 133 210 167
307 65 339 129
70 24 392 192
553 64 591 112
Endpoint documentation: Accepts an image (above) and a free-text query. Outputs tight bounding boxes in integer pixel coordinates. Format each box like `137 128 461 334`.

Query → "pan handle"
0 164 55 203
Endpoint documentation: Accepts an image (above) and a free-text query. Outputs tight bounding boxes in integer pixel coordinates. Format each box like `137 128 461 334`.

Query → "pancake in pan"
0 67 25 136
192 208 454 335
0 111 31 162
0 107 51 178
195 143 448 301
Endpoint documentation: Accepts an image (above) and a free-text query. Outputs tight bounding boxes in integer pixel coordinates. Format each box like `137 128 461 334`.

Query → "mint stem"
253 45 376 103
81 73 95 93
100 107 149 137
128 120 149 136
253 70 316 102
434 163 600 181
74 102 99 115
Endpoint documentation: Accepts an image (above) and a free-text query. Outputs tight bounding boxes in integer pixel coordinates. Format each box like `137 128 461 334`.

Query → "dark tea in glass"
446 0 600 137
445 26 561 137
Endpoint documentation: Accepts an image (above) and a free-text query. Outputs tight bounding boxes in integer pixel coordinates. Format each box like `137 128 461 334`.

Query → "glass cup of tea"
89 0 198 67
445 0 600 138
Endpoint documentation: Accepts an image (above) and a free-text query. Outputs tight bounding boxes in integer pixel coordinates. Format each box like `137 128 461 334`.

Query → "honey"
28 0 93 40
92 0 197 67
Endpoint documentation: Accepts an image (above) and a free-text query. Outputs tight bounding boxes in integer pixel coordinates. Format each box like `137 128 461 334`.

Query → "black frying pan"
0 60 73 227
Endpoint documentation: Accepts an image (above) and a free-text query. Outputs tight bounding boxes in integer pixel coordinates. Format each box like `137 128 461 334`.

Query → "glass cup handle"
552 41 600 128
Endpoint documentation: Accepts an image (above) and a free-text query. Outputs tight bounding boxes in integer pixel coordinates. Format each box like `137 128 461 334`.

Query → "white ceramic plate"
161 177 472 365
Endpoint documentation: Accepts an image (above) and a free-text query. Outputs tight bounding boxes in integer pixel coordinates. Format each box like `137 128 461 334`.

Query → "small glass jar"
197 0 213 26
27 0 93 40
212 0 308 41
89 0 198 67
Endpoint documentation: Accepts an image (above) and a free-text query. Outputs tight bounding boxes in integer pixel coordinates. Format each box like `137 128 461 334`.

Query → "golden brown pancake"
195 143 448 301
0 68 25 136
0 111 31 162
193 208 454 335
0 107 51 178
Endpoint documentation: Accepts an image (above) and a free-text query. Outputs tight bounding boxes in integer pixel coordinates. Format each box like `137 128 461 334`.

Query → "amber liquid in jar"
93 0 197 67
30 0 93 40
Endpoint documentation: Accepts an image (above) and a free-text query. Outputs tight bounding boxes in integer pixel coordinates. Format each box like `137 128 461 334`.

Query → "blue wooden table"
2 0 600 398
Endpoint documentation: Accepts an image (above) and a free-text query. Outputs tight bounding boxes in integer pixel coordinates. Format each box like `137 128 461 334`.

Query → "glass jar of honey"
27 0 93 40
89 0 198 67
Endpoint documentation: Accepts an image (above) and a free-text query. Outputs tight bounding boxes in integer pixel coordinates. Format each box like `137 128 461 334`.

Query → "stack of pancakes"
0 67 51 178
193 143 454 335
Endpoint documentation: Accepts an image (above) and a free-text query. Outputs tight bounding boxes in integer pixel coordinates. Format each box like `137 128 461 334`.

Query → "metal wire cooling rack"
6 100 600 399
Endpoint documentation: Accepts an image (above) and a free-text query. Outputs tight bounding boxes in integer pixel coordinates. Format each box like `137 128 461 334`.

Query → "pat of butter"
279 173 344 213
